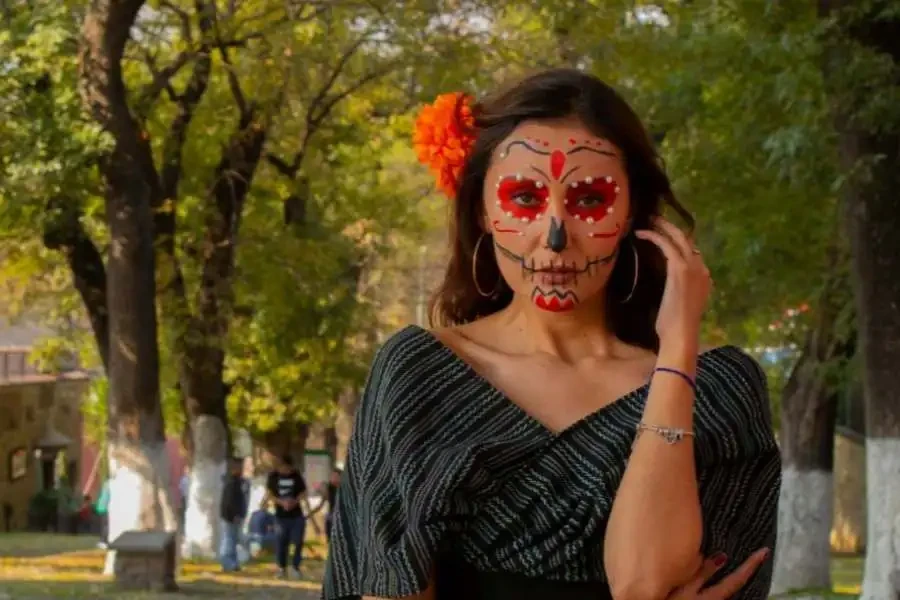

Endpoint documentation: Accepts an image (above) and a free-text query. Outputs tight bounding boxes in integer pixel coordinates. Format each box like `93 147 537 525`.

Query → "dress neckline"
406 325 736 439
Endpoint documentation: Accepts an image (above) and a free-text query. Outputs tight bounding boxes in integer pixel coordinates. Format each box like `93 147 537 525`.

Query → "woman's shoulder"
362 324 466 415
698 344 768 403
694 345 776 461
368 325 450 378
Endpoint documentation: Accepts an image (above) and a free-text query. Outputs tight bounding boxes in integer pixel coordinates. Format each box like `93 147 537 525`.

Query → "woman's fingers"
665 553 726 599
701 548 770 600
694 553 728 588
653 217 696 260
634 229 686 270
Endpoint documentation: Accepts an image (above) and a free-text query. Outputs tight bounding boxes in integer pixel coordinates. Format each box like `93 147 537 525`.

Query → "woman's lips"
539 271 576 285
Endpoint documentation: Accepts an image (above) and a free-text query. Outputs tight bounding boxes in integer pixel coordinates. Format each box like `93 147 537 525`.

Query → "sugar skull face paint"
483 118 629 313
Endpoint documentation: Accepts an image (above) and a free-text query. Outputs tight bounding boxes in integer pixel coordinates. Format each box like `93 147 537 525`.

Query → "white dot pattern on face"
492 166 622 235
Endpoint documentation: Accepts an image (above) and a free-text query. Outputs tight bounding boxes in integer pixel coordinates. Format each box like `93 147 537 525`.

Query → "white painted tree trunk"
861 438 900 600
102 439 178 576
770 467 833 594
181 415 227 559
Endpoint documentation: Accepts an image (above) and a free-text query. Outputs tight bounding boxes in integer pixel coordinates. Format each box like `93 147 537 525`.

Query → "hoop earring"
472 233 499 298
621 240 639 304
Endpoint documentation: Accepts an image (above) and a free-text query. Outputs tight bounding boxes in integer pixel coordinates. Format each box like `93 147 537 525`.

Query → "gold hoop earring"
621 240 639 304
472 233 499 298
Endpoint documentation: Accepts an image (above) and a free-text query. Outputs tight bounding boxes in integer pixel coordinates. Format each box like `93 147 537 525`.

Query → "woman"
323 69 780 600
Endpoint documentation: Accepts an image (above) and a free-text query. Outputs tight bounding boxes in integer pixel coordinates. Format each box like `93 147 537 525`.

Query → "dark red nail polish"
713 553 727 567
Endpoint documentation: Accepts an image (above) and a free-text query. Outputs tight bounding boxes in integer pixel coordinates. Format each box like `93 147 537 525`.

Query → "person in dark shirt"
265 454 308 579
219 457 248 572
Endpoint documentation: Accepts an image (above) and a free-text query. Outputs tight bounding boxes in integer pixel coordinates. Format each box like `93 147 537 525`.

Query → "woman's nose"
545 216 568 253
543 194 569 253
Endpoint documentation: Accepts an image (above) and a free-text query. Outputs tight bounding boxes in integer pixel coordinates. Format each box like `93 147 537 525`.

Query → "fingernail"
761 547 771 559
713 552 727 567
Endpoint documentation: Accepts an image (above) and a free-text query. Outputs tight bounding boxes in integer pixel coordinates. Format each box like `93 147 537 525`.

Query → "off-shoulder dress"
323 325 780 600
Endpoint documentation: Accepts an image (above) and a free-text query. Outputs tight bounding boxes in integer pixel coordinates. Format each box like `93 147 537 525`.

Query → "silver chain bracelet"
633 423 695 447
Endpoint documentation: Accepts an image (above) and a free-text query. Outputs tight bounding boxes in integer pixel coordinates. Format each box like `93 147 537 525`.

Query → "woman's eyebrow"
529 166 551 183
501 139 550 157
567 145 619 159
560 165 581 183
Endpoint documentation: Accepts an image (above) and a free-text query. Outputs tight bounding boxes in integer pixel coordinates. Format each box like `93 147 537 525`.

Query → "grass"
0 532 99 557
0 534 866 599
0 533 323 599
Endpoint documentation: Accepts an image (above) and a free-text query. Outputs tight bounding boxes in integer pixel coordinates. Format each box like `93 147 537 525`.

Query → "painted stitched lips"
531 287 578 312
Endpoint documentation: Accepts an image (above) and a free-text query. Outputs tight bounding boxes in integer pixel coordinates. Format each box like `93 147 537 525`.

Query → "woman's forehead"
492 119 623 168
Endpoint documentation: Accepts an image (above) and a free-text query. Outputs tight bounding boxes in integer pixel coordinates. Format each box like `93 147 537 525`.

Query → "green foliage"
6 0 896 439
0 3 108 231
2 0 503 441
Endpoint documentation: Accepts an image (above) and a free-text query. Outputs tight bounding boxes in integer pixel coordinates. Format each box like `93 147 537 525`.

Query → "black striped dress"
323 325 781 600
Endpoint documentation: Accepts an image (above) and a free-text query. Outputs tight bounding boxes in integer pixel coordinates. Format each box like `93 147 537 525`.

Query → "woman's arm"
605 219 712 600
604 341 703 600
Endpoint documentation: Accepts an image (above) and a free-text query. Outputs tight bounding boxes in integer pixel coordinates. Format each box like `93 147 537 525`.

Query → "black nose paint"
547 217 568 253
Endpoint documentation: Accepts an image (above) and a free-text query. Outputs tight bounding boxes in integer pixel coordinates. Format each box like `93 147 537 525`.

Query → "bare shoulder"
430 317 503 351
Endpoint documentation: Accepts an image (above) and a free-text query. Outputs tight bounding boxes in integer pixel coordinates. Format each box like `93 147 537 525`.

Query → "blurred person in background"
264 454 308 579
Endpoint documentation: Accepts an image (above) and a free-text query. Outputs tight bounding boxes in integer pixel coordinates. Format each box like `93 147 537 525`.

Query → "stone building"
0 324 91 532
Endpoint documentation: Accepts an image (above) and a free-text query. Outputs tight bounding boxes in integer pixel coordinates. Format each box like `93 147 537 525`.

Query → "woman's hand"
635 217 712 350
668 548 770 600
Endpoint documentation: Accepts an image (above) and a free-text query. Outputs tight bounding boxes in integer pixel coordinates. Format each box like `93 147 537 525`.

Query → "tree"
79 0 176 583
2 0 499 559
147 0 496 556
818 2 900 597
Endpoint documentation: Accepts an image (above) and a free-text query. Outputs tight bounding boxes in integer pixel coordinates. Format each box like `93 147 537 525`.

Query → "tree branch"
42 198 110 371
135 49 192 115
160 0 193 44
158 0 214 204
79 0 147 135
266 151 303 178
309 62 397 128
305 33 372 128
218 44 250 118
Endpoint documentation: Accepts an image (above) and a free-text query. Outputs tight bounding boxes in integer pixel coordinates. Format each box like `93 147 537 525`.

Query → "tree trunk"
178 112 267 558
771 258 852 594
80 1 176 585
819 3 900 598
181 415 227 559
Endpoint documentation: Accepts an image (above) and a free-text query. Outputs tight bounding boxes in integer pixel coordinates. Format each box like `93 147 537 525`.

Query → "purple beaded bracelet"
653 366 697 393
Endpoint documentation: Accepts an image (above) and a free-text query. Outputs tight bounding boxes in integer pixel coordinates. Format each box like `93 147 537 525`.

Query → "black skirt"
436 556 614 600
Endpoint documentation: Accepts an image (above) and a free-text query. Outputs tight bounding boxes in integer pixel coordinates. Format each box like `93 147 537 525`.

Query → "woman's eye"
577 194 607 207
513 192 542 206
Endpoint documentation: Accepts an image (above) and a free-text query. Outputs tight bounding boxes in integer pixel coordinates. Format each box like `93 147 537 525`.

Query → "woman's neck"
498 293 622 363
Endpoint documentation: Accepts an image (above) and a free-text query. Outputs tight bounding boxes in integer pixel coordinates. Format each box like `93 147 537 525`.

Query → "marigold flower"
413 92 476 198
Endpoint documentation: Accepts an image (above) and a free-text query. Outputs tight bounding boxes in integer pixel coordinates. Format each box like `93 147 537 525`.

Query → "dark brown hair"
429 68 693 351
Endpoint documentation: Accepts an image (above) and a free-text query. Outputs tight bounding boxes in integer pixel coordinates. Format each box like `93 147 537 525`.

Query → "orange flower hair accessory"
413 92 477 198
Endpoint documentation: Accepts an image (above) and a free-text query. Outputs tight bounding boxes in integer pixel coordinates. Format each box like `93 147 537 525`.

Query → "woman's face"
482 118 630 313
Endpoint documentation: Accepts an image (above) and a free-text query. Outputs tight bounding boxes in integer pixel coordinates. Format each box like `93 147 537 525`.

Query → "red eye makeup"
564 175 619 223
495 175 551 222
